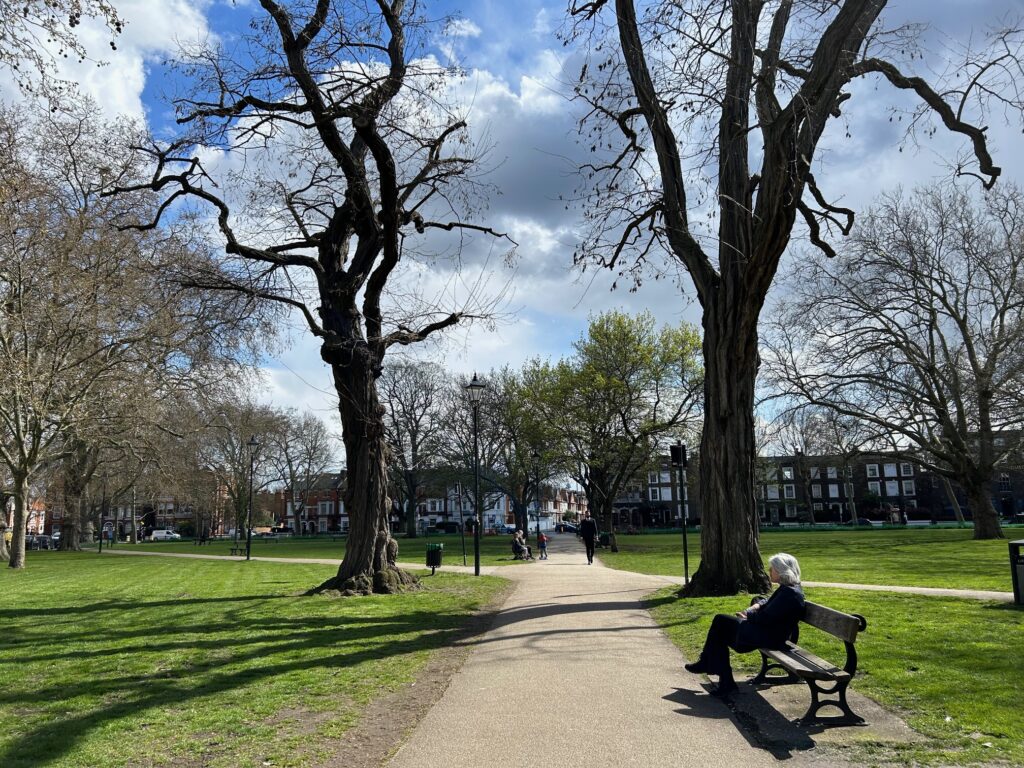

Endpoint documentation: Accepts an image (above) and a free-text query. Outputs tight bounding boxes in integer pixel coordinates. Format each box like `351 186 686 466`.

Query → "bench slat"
802 601 862 643
763 645 851 681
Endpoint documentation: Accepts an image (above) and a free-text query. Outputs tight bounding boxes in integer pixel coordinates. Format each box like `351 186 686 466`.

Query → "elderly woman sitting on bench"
684 553 805 697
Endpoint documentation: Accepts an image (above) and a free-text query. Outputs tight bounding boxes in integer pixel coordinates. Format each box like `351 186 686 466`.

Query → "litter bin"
1010 540 1024 605
598 532 610 548
426 542 443 575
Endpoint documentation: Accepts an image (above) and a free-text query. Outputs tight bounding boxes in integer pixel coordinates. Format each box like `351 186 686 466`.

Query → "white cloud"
446 18 482 39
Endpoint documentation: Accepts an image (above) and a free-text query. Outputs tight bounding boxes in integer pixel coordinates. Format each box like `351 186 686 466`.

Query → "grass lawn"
112 533 529 567
0 552 507 768
601 528 1016 591
648 586 1024 766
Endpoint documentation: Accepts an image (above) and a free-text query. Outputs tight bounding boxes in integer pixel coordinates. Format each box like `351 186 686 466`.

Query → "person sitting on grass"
684 553 805 697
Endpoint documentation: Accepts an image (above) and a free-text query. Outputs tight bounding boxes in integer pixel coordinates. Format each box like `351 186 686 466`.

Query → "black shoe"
684 660 708 674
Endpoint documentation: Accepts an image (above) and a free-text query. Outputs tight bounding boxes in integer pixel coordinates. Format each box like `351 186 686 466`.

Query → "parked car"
499 523 517 534
51 530 61 544
555 523 578 533
28 534 53 550
149 529 181 541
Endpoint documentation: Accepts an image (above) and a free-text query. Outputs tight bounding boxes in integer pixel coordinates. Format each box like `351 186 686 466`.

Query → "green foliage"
0 553 506 768
649 587 1024 765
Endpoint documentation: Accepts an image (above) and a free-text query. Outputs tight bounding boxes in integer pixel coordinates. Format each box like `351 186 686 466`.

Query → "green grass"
647 586 1024 766
0 552 507 768
111 533 530 567
601 528 1016 591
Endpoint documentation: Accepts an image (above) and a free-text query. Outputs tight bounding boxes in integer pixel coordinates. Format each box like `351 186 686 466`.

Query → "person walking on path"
684 553 805 697
578 512 599 564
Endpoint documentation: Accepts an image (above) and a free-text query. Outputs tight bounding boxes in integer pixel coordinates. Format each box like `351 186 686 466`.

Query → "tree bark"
964 479 1003 540
7 473 28 569
311 350 418 595
684 302 771 596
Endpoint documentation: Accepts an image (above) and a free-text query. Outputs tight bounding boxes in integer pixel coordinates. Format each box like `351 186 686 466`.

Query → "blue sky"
8 0 1023 422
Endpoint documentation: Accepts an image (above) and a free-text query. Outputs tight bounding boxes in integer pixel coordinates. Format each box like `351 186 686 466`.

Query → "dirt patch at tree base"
314 582 513 768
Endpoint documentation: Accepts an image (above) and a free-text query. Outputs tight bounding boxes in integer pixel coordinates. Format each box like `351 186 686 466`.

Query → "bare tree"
566 0 1023 593
762 184 1024 539
268 409 338 533
113 0 510 594
0 0 123 97
379 361 446 537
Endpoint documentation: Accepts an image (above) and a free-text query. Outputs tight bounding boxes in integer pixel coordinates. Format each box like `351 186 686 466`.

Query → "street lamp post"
464 373 485 576
532 449 542 543
246 435 260 561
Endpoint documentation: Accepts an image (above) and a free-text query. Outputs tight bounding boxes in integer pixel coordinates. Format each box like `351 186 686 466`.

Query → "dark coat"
578 518 599 541
735 584 805 650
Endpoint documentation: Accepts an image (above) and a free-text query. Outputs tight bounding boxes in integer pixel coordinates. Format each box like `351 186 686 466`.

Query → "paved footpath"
388 535 831 768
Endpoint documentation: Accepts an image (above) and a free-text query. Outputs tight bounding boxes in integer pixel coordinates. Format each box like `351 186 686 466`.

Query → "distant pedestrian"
579 512 599 565
538 531 548 560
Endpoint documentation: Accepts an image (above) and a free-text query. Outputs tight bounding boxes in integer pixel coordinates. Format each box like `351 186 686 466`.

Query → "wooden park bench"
229 546 244 557
751 600 868 724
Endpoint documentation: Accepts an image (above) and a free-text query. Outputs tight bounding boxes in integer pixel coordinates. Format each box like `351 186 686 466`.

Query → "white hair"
769 553 801 586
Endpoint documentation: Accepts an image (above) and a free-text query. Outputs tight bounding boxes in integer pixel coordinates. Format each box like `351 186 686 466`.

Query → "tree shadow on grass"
0 597 498 768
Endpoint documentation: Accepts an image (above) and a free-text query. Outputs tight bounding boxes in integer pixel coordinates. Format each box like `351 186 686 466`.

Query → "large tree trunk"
684 302 770 596
964 479 1003 540
312 357 418 595
7 473 29 569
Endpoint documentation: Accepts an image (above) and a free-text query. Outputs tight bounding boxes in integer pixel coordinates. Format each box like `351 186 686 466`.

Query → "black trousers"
583 537 596 562
699 614 754 680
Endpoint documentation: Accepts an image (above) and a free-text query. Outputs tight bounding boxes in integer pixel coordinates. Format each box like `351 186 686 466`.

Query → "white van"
149 530 181 541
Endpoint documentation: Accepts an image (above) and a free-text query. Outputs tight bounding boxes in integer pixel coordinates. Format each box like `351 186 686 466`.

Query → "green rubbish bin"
598 532 610 548
1011 540 1024 605
426 542 444 574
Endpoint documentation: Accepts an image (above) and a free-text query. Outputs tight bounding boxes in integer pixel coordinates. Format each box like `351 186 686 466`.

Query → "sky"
8 0 1024 426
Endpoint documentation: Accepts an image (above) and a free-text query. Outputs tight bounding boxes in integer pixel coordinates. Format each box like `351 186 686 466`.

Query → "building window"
903 480 916 496
649 487 660 501
885 480 899 497
783 484 796 499
866 464 879 478
868 481 880 495
318 519 327 533
341 519 349 531
811 484 822 498
648 472 659 484
810 466 820 480
812 502 823 512
318 501 332 515
660 471 671 484
767 485 780 500
785 504 797 518
901 463 914 476
662 486 672 501
999 473 1011 492
884 463 897 477
829 484 840 498
782 466 794 480
827 466 838 479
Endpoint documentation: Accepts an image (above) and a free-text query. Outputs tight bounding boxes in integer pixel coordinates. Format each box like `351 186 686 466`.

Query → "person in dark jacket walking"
684 553 805 697
578 512 599 564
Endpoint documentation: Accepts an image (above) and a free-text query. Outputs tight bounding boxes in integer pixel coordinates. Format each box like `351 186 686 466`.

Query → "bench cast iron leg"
797 678 864 724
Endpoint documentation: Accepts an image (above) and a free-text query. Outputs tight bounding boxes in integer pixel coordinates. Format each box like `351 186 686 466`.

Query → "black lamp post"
464 373 485 576
245 435 260 561
532 448 542 543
